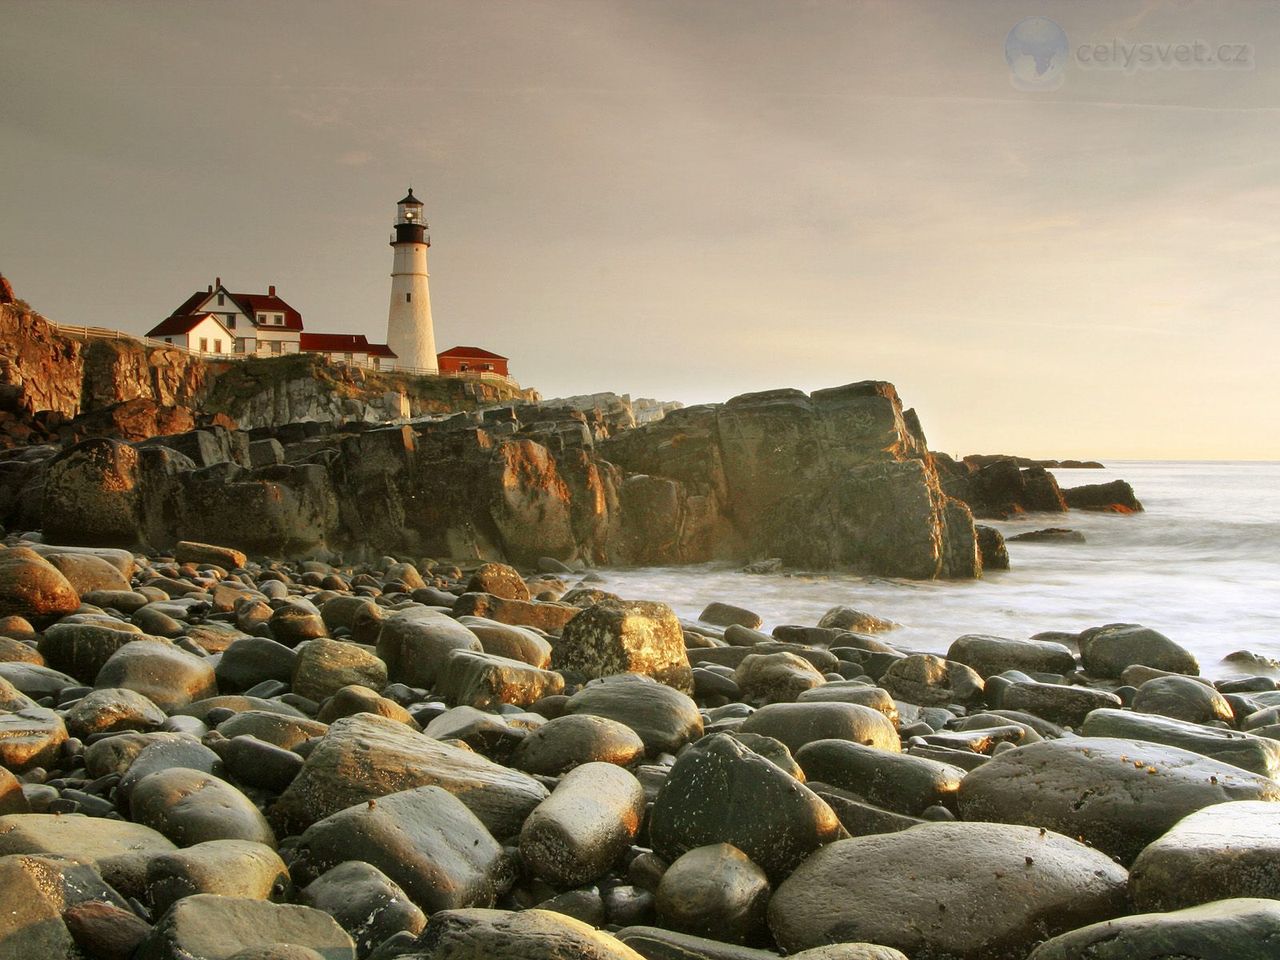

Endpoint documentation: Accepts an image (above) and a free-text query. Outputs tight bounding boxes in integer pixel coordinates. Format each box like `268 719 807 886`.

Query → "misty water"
594 461 1280 677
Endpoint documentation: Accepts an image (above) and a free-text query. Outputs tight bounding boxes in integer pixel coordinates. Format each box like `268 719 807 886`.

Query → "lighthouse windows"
406 293 412 303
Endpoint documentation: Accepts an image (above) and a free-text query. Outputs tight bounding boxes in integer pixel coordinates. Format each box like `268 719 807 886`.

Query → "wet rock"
64 900 153 960
733 652 827 705
0 547 79 622
117 736 224 806
457 617 552 668
436 649 565 709
878 654 984 707
217 733 305 793
376 608 481 688
216 710 328 750
136 895 355 960
0 660 77 698
1080 707 1280 777
316 685 417 728
271 713 548 840
0 853 131 959
520 762 645 887
1129 801 1280 910
796 739 965 815
295 785 508 914
174 540 249 570
958 736 1280 864
997 680 1122 727
0 813 176 895
817 606 895 634
0 768 27 816
649 733 844 882
451 593 580 634
1079 623 1198 678
794 683 899 723
146 839 289 914
768 822 1128 958
216 636 299 692
1007 528 1085 543
945 634 1075 679
64 686 167 738
1132 674 1234 725
39 620 145 682
1061 479 1143 513
738 701 900 754
130 767 276 847
553 600 693 694
655 843 770 945
0 704 67 771
614 926 782 960
300 861 427 959
1027 898 1280 960
698 602 762 630
510 713 646 776
292 638 387 703
269 599 328 648
95 640 217 712
563 674 703 755
465 562 531 601
45 551 133 594
412 907 645 959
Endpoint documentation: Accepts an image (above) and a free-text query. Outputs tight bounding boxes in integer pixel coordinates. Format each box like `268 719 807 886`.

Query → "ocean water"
592 461 1280 678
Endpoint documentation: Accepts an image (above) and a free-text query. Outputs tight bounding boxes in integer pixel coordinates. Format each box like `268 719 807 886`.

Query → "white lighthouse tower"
385 188 438 372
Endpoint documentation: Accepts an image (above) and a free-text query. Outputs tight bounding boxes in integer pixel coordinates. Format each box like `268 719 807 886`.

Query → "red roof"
145 313 231 338
438 345 508 361
299 332 397 358
234 293 304 331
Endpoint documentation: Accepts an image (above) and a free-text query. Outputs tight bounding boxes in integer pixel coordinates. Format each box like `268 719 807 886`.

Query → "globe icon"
1005 17 1068 90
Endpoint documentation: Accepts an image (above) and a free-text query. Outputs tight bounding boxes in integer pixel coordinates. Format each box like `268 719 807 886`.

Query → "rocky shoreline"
0 539 1277 959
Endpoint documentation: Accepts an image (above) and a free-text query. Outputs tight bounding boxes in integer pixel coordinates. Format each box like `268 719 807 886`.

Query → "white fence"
47 321 518 387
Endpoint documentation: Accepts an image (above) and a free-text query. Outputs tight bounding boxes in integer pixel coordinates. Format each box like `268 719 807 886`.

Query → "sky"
2 0 1278 459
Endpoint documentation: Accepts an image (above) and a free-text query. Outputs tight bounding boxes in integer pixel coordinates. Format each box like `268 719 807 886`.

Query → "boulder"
292 638 387 703
146 839 289 914
768 822 1128 959
116 735 224 805
136 895 355 960
1028 898 1280 960
945 634 1075 678
1132 674 1234 725
553 600 693 694
0 547 79 622
655 843 771 945
816 606 895 633
64 900 153 960
95 640 217 712
174 541 249 570
958 737 1280 863
0 704 67 771
376 608 481 688
1080 708 1280 778
997 680 1122 727
796 739 965 815
649 733 844 882
1061 479 1143 513
457 616 552 668
38 620 144 683
45 551 133 594
564 674 703 755
511 713 646 776
295 785 509 914
412 908 645 959
300 861 427 958
698 602 762 630
520 762 645 887
451 593 580 634
1079 623 1198 678
216 636 298 692
733 652 827 704
130 768 276 847
0 813 176 894
465 562 530 601
0 853 131 960
270 713 548 840
64 686 167 738
1129 801 1280 910
435 648 565 709
737 702 900 754
878 654 984 707
40 439 142 546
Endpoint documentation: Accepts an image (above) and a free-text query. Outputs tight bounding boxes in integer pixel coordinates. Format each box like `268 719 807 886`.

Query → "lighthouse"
385 188 438 372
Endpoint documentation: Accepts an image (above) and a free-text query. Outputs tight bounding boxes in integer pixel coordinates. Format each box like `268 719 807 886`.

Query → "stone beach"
0 541 1278 959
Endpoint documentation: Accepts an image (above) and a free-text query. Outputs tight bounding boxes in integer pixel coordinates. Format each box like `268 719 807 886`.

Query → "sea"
592 461 1280 678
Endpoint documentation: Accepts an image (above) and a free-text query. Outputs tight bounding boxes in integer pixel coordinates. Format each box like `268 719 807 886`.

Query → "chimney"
207 284 213 293
268 284 276 297
215 276 221 289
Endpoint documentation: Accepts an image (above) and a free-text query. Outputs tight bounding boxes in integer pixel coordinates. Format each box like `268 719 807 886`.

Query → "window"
271 341 282 355
482 363 494 371
226 313 235 328
199 337 208 352
257 314 266 323
214 340 222 354
217 294 225 306
275 314 283 324
406 293 412 303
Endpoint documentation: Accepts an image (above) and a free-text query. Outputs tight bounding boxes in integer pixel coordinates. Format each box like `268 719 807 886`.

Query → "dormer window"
257 314 266 323
275 314 283 324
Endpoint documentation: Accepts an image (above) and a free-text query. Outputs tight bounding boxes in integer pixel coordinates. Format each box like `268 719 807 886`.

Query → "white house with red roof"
147 278 397 367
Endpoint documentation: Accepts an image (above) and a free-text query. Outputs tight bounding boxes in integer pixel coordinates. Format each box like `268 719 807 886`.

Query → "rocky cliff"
0 304 530 445
6 378 988 579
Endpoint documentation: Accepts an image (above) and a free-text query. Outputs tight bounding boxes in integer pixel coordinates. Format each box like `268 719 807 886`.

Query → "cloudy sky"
2 1 1277 458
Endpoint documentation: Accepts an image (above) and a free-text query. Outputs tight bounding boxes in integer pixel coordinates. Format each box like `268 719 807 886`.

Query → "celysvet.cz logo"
1005 16 1254 91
